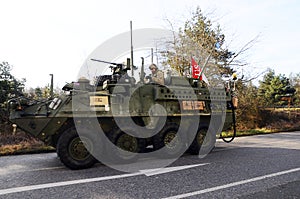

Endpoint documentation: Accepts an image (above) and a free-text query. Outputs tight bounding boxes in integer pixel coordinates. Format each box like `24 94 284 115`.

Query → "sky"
0 0 299 89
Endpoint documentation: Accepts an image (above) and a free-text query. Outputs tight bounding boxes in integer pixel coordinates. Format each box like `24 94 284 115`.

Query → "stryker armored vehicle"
8 58 237 169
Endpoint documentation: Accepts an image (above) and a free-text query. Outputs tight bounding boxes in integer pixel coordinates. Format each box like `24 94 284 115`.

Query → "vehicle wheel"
188 127 216 155
109 128 146 163
153 123 184 158
57 127 98 170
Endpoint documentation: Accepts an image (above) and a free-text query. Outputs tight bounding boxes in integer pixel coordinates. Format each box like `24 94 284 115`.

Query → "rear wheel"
57 127 98 169
153 123 185 158
188 127 216 155
108 128 146 163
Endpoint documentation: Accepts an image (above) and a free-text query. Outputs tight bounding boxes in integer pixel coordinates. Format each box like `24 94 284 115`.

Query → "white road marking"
163 167 300 199
0 172 140 195
0 163 208 195
27 166 65 172
0 165 25 175
140 163 208 176
0 165 64 176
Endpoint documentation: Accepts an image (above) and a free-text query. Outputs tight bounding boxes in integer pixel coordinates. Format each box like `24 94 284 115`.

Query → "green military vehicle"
8 59 237 169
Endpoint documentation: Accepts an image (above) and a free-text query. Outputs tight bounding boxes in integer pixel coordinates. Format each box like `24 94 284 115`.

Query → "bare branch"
227 34 260 66
163 18 177 46
241 69 268 83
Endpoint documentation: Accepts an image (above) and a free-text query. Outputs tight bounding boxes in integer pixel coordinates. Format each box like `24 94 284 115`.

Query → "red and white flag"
191 57 202 80
191 57 209 84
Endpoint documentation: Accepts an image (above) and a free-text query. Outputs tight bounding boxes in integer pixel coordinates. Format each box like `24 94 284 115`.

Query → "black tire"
188 127 216 155
153 123 185 158
57 127 98 170
108 128 146 163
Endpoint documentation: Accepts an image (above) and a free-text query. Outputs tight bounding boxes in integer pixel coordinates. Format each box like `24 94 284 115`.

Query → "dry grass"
0 131 55 155
236 108 300 131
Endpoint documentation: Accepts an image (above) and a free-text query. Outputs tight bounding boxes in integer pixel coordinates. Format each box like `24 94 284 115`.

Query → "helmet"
149 64 158 70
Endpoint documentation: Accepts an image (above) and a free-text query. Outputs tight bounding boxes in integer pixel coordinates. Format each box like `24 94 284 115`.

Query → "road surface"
0 131 299 198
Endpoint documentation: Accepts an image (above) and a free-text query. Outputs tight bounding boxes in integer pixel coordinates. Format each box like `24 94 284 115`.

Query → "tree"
0 62 24 104
164 7 234 78
35 87 43 99
0 61 25 127
258 68 296 106
235 80 262 129
33 86 51 99
289 72 300 105
24 85 61 100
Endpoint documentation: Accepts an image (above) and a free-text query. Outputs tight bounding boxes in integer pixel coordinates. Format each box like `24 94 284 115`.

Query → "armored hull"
9 72 236 169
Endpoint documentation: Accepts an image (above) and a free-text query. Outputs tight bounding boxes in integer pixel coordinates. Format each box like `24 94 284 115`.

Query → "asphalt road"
0 131 299 199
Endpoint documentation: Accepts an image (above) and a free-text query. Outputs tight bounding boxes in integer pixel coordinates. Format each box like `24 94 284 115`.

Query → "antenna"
140 57 145 82
151 48 153 63
156 46 159 66
49 74 54 99
130 21 134 77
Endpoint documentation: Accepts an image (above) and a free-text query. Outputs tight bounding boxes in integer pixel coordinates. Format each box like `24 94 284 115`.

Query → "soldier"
146 64 164 85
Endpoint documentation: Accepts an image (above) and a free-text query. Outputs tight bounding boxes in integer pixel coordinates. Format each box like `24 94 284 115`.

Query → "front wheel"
57 127 99 170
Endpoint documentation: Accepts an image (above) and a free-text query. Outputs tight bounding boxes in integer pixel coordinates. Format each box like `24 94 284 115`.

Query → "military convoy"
8 57 237 169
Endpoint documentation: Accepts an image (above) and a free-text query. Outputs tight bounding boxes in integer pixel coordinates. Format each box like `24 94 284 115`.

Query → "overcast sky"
0 0 299 88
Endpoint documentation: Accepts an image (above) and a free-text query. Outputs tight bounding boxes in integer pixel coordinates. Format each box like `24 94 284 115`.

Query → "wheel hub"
69 137 90 161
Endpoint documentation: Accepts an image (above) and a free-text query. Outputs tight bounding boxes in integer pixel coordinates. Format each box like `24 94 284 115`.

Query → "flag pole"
198 54 211 78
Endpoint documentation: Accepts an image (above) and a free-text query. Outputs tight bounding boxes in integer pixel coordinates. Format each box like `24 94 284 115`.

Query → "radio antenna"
130 21 134 77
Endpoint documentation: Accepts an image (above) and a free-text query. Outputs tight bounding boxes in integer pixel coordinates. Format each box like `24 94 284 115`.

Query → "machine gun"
91 58 131 76
91 58 138 86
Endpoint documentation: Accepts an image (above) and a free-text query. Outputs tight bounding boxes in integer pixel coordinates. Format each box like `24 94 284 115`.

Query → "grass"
0 143 55 156
0 132 55 156
220 128 275 138
220 126 300 138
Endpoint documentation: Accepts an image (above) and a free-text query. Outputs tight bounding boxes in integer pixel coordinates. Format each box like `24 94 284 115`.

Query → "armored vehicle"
8 59 237 169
